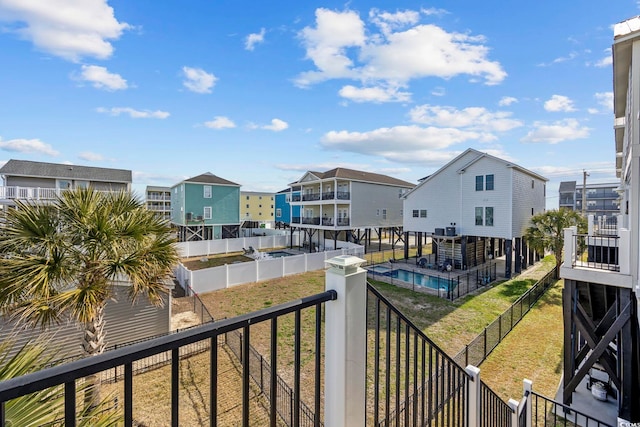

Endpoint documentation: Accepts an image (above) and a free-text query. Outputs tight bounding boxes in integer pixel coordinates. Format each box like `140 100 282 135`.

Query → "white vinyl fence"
176 234 301 258
174 247 365 295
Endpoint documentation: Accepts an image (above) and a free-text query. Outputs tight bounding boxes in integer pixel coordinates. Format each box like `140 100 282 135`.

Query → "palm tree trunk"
82 303 107 409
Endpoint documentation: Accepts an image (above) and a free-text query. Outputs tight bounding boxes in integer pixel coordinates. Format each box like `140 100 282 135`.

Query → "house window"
259 212 262 216
382 209 387 219
531 208 534 215
246 196 250 200
485 175 494 191
76 180 89 189
376 209 380 216
485 207 493 226
420 210 427 218
259 196 262 199
476 175 483 191
203 206 212 220
276 208 282 218
531 180 535 189
475 207 483 225
413 210 419 218
203 185 212 198
400 210 403 217
271 205 273 208
259 204 262 208
246 204 249 208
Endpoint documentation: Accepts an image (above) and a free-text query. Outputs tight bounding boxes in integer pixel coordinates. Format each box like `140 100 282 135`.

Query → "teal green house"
171 172 241 241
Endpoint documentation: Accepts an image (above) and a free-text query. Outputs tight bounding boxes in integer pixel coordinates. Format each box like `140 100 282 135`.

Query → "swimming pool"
388 269 455 291
267 251 294 258
368 265 392 274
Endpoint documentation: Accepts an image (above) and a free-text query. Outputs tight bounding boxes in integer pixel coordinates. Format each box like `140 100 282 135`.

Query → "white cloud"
321 125 493 164
78 65 127 90
338 85 411 103
409 105 523 132
521 119 590 144
78 151 104 161
96 107 169 118
0 137 59 156
595 92 613 111
498 96 517 106
544 95 576 112
263 118 288 131
295 8 506 93
0 0 130 61
592 48 612 68
182 66 217 94
420 7 449 16
204 116 236 129
431 86 446 97
245 28 266 51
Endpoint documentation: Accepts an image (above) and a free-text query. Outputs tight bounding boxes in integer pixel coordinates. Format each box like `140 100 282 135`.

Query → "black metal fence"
480 381 513 427
529 391 614 427
453 267 557 367
0 290 337 427
367 283 470 426
367 262 497 301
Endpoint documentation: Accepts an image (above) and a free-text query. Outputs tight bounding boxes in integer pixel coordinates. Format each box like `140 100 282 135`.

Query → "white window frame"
203 185 212 198
203 206 212 219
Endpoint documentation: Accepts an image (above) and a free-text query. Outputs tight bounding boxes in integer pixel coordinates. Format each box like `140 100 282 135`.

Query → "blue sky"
0 1 636 208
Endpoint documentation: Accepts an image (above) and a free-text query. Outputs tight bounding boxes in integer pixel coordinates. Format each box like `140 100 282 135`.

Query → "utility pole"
582 170 589 217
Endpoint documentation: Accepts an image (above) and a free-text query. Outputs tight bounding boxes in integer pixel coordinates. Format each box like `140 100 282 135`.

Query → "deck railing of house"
291 194 301 202
591 215 618 236
302 193 321 201
336 191 350 200
366 283 472 426
336 218 349 226
0 290 336 427
527 390 614 427
571 234 620 272
302 217 321 225
0 186 62 201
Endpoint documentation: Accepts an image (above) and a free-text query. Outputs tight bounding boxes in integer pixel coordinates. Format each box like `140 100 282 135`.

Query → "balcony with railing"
0 255 617 426
560 215 633 289
302 216 320 225
0 186 62 202
301 192 321 201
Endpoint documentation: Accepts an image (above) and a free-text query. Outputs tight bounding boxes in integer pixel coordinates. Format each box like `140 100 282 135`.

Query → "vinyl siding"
0 286 170 361
184 183 240 225
511 170 546 236
350 182 406 227
5 176 55 187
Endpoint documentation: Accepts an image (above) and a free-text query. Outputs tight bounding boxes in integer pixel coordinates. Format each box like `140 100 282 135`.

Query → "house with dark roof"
170 172 241 241
287 167 414 251
0 159 131 206
403 148 548 278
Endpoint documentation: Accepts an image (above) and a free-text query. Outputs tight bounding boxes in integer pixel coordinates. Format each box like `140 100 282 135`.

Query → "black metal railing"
453 268 556 368
291 195 301 202
292 216 301 223
0 291 337 427
321 218 334 226
302 217 320 225
321 192 335 200
302 193 321 201
336 218 349 226
366 284 470 426
480 381 512 427
572 234 620 271
336 191 350 200
529 391 614 427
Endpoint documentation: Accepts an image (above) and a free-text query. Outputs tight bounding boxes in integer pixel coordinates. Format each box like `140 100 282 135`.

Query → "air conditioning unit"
196 215 203 221
186 212 193 221
446 226 456 236
434 228 445 236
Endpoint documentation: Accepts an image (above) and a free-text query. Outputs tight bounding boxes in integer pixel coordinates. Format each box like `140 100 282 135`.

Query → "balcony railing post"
523 379 532 427
563 227 575 268
464 365 481 427
324 255 367 427
588 214 594 235
508 398 519 427
619 228 630 275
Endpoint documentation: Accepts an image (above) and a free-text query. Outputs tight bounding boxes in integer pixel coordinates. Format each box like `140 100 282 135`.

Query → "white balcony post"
324 255 367 427
508 398 520 427
588 214 594 235
523 379 532 427
618 228 630 275
563 227 576 268
465 365 481 427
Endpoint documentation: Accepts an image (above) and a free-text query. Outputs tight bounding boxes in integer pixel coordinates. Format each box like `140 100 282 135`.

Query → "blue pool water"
369 265 392 274
267 251 294 258
386 268 454 291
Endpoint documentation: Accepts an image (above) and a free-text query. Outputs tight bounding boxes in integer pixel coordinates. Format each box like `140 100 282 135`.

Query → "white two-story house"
288 168 414 251
404 148 547 278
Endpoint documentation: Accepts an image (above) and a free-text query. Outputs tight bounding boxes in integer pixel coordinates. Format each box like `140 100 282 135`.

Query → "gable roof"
291 167 414 188
558 181 577 193
0 159 131 183
405 148 548 197
181 172 239 186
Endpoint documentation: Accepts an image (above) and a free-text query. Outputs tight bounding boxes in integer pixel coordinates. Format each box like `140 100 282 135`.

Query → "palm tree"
0 187 179 407
524 208 587 278
0 336 121 426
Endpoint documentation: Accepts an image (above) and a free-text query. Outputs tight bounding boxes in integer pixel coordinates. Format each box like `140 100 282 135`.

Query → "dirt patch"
171 311 201 330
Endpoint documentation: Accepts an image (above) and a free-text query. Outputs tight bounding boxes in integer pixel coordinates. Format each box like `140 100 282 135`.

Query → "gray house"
288 167 414 251
0 159 132 206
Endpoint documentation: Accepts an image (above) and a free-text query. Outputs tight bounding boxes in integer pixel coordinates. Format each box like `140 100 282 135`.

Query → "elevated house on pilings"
170 172 240 241
287 168 414 252
556 17 640 423
403 148 547 278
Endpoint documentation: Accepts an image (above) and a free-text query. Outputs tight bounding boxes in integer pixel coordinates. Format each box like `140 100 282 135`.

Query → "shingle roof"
559 181 577 193
295 167 414 188
0 159 132 182
183 172 239 186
